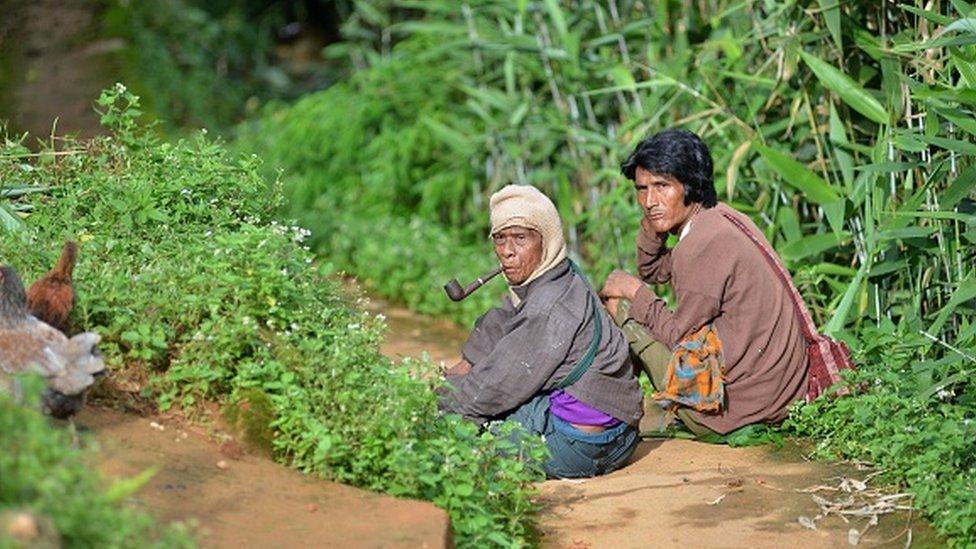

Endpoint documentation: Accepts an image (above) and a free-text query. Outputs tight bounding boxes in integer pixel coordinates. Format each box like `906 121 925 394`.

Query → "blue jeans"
500 394 639 479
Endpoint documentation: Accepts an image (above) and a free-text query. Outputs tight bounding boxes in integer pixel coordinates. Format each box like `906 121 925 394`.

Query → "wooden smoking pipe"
443 267 503 301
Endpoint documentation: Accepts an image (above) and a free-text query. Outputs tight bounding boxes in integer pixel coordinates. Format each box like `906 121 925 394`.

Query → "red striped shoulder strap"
720 210 819 343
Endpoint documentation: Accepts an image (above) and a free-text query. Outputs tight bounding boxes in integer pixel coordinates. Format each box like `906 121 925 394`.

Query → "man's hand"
601 269 643 300
600 270 644 319
443 358 472 377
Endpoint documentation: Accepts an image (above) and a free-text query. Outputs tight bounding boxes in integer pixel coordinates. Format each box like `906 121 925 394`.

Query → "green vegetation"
104 0 344 133
1 86 544 547
3 0 974 544
0 379 193 548
238 1 976 543
787 322 976 541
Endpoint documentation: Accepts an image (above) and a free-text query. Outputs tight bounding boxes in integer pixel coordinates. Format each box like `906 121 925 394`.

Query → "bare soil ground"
75 406 450 548
536 440 933 548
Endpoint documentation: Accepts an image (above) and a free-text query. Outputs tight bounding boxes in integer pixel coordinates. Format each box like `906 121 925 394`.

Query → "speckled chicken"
0 265 106 419
27 240 78 333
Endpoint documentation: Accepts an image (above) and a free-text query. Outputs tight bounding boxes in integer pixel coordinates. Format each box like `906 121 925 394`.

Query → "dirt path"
536 441 933 548
76 407 450 548
0 0 122 140
69 293 467 548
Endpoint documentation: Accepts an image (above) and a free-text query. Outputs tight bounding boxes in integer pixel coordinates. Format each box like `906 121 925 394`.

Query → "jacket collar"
509 257 570 304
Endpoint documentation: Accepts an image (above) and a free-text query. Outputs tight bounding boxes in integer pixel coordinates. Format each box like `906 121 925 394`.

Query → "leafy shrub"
235 34 484 231
787 320 976 544
0 87 544 546
0 381 193 548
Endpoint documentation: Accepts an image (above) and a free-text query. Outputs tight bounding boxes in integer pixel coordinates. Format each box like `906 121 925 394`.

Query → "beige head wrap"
489 184 567 297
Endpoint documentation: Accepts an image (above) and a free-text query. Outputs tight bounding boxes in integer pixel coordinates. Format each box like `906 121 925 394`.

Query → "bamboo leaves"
755 144 841 204
799 51 889 124
817 0 842 51
542 0 568 42
754 143 847 236
780 232 848 262
0 202 22 232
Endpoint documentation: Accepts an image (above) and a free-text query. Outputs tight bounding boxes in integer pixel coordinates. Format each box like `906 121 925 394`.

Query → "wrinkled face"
492 226 543 286
634 166 697 235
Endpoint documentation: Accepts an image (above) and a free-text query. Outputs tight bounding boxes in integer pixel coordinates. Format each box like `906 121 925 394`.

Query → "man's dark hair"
620 128 717 208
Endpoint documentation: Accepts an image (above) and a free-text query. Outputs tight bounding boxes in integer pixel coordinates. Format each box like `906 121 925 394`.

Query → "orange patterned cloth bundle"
652 324 725 412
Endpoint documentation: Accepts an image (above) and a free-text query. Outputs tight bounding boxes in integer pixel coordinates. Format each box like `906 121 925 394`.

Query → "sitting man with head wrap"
438 184 643 479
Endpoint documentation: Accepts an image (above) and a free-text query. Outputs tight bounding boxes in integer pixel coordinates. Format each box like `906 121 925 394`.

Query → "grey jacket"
438 259 643 426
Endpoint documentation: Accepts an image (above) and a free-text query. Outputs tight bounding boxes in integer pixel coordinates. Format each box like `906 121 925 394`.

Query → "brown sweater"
629 203 808 434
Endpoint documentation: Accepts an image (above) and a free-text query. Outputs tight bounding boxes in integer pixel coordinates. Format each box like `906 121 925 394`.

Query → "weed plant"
0 380 194 548
0 87 544 547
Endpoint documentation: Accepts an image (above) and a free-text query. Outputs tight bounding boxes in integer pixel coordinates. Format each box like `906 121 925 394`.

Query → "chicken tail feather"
51 241 78 281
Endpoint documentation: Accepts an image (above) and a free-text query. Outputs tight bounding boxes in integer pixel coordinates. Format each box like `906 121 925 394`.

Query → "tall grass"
248 1 975 333
240 0 976 543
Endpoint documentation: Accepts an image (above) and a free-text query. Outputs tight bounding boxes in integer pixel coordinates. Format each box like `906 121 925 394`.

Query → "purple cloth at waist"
548 390 621 427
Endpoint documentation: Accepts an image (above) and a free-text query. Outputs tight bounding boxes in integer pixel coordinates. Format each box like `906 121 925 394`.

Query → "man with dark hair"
600 128 809 437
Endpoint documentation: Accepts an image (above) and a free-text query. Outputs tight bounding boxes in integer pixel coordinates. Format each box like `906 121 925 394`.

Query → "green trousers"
612 299 717 438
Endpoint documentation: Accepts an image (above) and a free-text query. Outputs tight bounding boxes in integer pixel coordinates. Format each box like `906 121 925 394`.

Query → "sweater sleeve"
629 236 729 348
439 310 575 424
636 217 673 284
461 307 508 365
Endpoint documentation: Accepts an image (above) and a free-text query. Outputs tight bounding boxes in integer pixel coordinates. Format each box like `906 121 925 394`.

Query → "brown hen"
27 240 77 333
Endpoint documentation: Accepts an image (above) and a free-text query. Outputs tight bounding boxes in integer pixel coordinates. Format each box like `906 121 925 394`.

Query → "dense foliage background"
236 0 976 543
2 0 975 545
